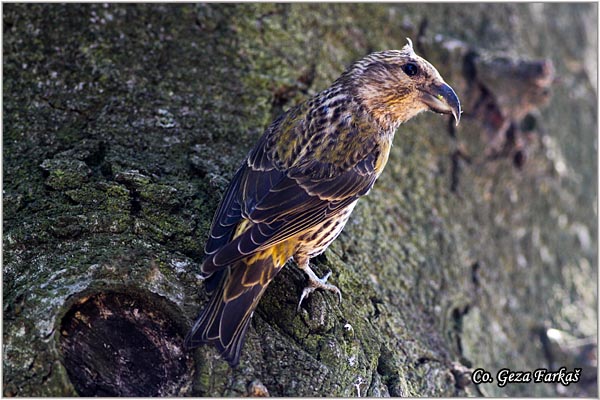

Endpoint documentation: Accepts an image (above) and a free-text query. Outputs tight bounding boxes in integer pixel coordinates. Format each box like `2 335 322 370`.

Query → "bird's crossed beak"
420 83 461 126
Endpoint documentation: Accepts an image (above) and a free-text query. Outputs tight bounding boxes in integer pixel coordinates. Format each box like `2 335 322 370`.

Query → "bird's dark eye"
403 63 419 77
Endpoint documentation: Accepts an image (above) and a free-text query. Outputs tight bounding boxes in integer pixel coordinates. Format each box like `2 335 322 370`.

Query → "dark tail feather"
204 269 224 293
184 256 280 367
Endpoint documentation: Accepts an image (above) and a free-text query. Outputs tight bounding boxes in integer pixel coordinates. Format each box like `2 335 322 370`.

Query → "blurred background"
3 3 597 397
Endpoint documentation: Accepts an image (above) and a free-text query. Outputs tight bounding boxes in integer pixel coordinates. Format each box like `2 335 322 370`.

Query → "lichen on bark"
3 3 597 397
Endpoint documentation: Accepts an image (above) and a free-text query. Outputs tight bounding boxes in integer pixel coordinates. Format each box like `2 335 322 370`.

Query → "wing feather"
204 166 246 255
202 163 377 273
201 103 383 275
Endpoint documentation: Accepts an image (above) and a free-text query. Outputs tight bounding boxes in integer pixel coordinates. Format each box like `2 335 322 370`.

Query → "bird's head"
346 40 461 130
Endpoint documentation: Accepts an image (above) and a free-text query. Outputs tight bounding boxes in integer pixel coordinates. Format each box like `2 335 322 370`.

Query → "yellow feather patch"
271 239 296 268
233 219 252 238
242 239 297 286
374 136 393 173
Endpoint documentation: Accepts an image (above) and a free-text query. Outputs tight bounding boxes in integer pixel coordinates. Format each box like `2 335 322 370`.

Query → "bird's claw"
296 270 342 311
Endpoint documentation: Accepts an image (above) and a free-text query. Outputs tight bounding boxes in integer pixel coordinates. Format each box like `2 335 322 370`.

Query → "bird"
185 39 461 366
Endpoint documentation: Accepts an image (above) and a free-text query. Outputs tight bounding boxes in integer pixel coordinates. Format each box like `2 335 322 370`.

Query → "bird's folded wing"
201 151 379 274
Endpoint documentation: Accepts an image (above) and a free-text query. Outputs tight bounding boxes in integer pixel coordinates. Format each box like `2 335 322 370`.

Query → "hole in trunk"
59 290 193 396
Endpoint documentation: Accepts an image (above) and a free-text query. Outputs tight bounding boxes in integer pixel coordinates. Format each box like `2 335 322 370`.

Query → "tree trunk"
3 3 596 396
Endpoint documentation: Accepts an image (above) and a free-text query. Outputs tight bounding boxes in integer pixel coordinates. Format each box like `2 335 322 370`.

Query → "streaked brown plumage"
185 40 461 366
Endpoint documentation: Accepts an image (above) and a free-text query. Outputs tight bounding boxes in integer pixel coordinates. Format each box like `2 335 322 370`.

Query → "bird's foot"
297 268 342 311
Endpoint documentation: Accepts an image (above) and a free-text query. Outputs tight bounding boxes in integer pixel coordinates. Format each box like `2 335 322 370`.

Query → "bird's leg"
296 257 342 311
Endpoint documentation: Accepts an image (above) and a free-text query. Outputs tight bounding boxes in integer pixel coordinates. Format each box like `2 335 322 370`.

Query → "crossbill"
185 39 461 366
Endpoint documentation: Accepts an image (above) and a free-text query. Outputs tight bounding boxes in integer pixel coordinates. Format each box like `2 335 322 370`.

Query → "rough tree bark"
3 3 597 397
